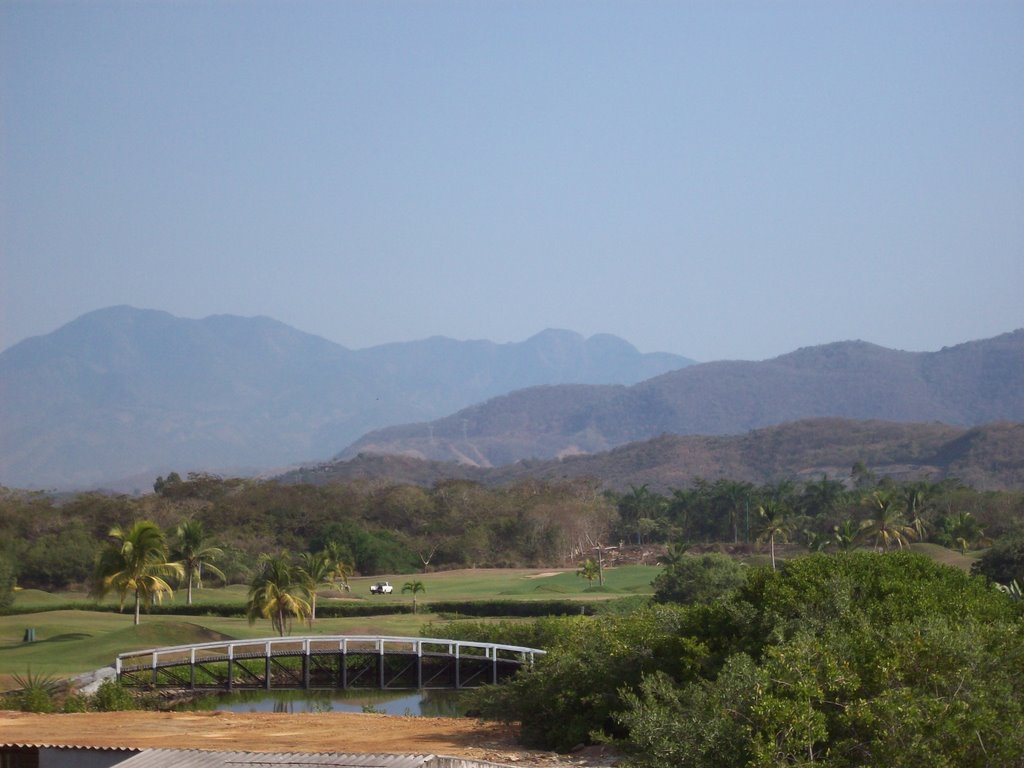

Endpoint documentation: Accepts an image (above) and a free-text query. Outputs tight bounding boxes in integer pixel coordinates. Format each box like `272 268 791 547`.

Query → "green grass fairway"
346 565 659 603
910 542 983 572
0 566 662 687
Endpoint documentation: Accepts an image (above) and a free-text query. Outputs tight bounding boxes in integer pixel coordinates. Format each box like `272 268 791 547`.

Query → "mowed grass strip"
345 565 659 602
11 566 660 613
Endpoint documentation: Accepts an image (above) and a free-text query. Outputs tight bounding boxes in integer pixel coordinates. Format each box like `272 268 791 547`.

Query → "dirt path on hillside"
0 710 619 766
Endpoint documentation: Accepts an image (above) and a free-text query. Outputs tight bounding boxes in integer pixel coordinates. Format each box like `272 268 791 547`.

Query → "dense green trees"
972 534 1024 585
616 553 1023 767
651 553 744 605
471 552 1024 765
0 553 15 611
0 473 1022 595
470 604 704 751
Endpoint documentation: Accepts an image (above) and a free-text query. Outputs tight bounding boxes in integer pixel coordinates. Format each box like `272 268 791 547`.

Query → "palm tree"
618 484 665 546
577 558 600 585
832 519 862 553
902 484 932 543
173 520 225 606
800 476 847 519
860 491 917 552
943 511 991 555
402 580 426 614
323 541 354 592
246 552 312 636
713 480 754 544
298 550 340 622
656 541 691 568
756 499 793 571
92 521 184 625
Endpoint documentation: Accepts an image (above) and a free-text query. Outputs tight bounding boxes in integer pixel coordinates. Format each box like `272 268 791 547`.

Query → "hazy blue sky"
2 2 1021 362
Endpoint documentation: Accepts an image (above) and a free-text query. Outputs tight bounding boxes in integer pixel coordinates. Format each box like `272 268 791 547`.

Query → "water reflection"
183 688 466 717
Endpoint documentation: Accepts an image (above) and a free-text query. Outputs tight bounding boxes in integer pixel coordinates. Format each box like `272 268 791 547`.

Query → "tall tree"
173 519 225 606
901 483 932 543
92 521 184 625
246 552 312 636
322 540 354 592
618 484 666 546
756 499 793 571
799 475 847 519
713 480 754 544
298 550 340 622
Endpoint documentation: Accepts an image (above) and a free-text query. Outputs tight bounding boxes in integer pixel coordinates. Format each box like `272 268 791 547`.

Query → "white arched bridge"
116 635 546 692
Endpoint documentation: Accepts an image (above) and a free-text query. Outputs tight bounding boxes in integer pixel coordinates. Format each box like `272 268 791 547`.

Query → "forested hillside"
292 420 1024 492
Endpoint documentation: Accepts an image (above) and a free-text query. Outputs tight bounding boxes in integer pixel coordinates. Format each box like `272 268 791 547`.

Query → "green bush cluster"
475 553 1024 766
425 599 595 618
2 671 139 714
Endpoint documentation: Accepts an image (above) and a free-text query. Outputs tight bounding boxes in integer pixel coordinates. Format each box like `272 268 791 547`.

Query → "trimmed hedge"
424 600 596 617
3 599 593 619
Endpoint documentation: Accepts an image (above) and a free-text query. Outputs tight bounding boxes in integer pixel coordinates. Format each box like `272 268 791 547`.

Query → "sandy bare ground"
0 710 619 766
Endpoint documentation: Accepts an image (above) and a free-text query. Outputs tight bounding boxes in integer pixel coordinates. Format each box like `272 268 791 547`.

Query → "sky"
1 2 1021 363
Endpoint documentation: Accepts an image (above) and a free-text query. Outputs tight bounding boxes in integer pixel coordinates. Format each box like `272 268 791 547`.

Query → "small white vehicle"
370 581 393 595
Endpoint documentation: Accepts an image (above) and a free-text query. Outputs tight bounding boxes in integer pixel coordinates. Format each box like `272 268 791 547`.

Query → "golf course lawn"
0 565 660 688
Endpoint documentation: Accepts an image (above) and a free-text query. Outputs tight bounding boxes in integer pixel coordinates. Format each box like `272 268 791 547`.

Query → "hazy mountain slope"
0 307 691 490
341 330 1024 465
293 419 1024 492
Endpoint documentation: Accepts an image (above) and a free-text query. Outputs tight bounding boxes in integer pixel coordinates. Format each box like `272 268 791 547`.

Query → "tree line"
1 467 1022 597
459 551 1024 766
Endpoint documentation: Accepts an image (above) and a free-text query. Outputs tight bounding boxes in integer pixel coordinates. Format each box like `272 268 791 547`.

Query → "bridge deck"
116 635 545 691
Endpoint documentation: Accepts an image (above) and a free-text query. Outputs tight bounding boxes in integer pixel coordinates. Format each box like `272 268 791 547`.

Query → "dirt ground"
0 710 621 767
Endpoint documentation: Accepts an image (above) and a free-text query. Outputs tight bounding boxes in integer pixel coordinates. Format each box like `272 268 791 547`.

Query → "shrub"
92 679 136 711
10 669 59 713
651 553 745 605
972 535 1024 586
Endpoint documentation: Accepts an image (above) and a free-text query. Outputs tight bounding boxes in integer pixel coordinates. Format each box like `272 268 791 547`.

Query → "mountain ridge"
341 329 1024 465
0 306 693 490
287 419 1024 492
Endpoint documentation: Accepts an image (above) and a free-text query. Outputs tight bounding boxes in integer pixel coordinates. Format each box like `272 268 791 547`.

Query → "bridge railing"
115 635 546 675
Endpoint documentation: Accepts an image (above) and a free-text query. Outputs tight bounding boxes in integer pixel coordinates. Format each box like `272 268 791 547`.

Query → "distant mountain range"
0 306 693 490
287 419 1024 492
341 329 1024 465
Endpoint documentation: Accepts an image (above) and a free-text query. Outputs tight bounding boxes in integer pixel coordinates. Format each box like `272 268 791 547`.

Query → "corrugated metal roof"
112 750 436 768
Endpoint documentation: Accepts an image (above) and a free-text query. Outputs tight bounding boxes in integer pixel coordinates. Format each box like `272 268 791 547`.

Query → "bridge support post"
303 652 310 689
226 658 233 692
265 656 272 689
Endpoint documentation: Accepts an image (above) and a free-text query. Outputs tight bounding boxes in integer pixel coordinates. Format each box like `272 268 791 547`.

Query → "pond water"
182 688 467 717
